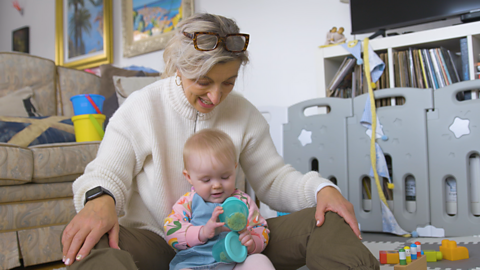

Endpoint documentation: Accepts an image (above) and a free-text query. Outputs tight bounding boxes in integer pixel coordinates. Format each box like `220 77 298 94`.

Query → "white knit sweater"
72 76 331 237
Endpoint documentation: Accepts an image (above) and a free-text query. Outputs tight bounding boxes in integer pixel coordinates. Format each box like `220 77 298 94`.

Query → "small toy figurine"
399 249 407 265
333 27 347 44
410 244 417 260
404 246 412 264
415 241 422 257
325 27 337 45
321 26 347 48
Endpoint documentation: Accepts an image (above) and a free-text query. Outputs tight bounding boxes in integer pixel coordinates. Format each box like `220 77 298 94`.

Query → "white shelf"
316 21 480 97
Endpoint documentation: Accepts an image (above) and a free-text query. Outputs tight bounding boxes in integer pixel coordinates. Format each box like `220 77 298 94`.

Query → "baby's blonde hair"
183 129 236 170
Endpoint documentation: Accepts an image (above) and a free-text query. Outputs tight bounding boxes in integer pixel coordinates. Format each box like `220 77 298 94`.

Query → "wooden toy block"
424 250 442 262
379 250 400 264
439 239 469 261
394 254 427 270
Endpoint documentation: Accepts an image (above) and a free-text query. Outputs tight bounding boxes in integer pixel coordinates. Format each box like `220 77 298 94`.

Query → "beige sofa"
0 52 105 269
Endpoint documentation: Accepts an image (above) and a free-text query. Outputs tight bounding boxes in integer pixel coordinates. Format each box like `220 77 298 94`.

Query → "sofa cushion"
113 75 162 106
30 141 99 183
0 143 33 186
18 225 66 267
0 86 41 117
0 52 57 116
0 182 73 203
0 198 75 231
57 66 103 117
0 116 75 147
0 231 21 269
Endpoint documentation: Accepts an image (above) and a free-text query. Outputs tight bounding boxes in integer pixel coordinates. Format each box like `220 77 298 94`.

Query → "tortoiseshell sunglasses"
183 32 249 52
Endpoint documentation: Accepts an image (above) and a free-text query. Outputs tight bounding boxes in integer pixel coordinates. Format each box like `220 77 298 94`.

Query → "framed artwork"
55 0 113 70
12 26 29 53
121 0 194 58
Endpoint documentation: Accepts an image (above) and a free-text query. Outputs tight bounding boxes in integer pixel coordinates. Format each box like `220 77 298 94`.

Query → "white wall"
0 0 56 59
0 0 354 108
0 0 460 108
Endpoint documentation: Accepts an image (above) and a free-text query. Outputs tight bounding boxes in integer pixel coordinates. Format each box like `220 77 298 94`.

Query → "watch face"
86 186 103 198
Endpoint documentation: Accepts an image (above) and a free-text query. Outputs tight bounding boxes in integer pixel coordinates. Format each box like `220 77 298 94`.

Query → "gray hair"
162 13 249 79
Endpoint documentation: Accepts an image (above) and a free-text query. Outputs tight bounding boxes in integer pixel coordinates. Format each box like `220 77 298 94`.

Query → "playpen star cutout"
298 129 312 147
449 117 470 138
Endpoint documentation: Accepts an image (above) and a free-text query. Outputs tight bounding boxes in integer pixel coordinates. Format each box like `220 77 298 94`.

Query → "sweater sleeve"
236 100 335 213
71 94 149 215
164 192 204 250
232 190 270 254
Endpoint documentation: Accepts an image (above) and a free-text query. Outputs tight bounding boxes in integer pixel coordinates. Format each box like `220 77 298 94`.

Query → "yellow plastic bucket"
71 114 106 142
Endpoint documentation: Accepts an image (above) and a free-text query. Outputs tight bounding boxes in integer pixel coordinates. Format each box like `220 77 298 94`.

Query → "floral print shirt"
164 189 270 254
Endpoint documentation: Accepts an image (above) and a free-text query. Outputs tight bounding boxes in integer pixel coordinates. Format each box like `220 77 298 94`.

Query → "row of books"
327 57 355 98
326 45 465 102
393 47 460 90
326 54 403 107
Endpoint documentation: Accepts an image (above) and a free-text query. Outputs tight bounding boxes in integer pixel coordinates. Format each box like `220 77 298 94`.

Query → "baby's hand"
199 206 225 242
238 228 255 254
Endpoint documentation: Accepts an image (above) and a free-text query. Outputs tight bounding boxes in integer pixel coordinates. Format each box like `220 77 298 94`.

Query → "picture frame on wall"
55 0 113 70
12 26 29 53
121 0 194 58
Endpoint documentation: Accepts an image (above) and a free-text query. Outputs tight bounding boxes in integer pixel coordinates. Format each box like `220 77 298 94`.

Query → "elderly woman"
61 13 379 270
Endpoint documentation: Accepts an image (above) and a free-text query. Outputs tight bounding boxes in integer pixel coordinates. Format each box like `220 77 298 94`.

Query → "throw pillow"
113 76 163 106
99 64 160 127
0 87 41 117
0 116 75 147
123 65 161 74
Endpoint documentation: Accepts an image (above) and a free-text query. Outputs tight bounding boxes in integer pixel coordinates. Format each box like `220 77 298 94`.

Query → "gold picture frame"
121 0 194 58
55 0 113 70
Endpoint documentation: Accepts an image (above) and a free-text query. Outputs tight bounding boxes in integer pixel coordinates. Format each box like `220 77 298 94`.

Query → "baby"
164 129 274 270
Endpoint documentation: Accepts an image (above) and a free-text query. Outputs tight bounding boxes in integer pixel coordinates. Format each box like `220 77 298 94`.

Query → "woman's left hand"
315 186 362 240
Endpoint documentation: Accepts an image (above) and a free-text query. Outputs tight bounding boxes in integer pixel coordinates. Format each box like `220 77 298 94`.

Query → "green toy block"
424 250 442 262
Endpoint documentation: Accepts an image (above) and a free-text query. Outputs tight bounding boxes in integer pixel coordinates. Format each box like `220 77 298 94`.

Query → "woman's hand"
315 186 362 239
238 228 255 253
61 195 119 266
199 206 225 242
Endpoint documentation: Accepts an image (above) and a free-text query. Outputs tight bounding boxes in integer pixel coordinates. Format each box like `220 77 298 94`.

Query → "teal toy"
219 197 249 232
212 231 247 263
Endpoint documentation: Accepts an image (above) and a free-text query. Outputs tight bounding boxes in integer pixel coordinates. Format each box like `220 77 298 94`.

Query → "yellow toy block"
439 239 469 261
394 254 427 270
424 250 442 262
380 250 400 264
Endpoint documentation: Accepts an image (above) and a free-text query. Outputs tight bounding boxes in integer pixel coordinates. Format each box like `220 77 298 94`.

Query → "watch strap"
84 186 116 205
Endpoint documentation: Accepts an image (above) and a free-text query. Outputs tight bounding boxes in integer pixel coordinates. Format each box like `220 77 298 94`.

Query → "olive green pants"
65 209 379 270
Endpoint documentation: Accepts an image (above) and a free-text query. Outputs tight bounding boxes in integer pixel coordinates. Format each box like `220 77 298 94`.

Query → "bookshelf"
316 20 480 98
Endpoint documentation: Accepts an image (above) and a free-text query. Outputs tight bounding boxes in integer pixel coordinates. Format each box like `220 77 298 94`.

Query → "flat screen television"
350 0 480 35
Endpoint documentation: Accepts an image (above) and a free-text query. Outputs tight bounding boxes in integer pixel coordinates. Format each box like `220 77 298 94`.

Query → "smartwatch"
84 186 116 205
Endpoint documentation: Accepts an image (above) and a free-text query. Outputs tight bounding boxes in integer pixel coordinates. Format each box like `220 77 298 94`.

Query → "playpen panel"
283 98 352 200
347 88 433 233
427 80 480 236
